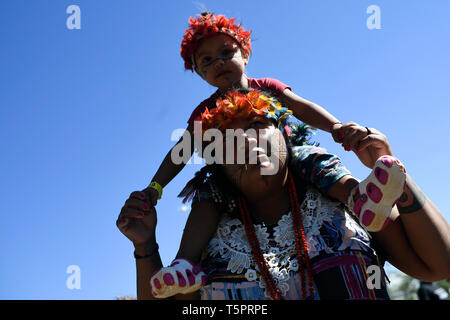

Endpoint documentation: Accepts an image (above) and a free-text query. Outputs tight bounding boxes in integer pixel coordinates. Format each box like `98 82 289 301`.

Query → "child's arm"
280 88 342 141
143 125 195 205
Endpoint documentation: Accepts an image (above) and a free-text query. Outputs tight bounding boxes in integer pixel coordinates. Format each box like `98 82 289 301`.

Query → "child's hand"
142 187 159 207
330 122 344 143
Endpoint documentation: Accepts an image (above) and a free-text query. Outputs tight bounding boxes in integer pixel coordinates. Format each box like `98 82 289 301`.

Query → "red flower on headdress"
180 12 252 71
195 90 276 133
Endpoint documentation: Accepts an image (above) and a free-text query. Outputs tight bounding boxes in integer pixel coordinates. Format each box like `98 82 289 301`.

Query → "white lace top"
201 187 377 299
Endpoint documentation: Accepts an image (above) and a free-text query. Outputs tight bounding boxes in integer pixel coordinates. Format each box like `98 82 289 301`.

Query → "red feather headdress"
181 12 252 71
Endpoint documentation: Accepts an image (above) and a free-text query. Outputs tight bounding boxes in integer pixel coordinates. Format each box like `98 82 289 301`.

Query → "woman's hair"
178 88 317 217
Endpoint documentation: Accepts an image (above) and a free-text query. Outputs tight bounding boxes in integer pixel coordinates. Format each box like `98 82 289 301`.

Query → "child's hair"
180 12 252 71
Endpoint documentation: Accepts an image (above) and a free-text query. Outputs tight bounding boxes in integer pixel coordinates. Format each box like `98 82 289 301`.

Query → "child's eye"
222 49 235 57
250 121 265 128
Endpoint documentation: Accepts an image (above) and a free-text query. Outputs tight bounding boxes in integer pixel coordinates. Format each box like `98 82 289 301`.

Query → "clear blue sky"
1 0 449 299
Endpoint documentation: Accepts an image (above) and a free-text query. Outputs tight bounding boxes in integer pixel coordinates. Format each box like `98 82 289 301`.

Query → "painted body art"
396 175 427 214
197 45 242 78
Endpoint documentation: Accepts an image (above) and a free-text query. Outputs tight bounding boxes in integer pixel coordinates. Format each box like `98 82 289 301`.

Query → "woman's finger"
125 198 152 212
119 206 147 220
130 190 149 202
348 126 368 150
357 133 386 152
116 217 129 232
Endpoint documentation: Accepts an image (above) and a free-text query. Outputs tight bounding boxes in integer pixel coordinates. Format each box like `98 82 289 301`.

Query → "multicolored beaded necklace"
237 170 315 300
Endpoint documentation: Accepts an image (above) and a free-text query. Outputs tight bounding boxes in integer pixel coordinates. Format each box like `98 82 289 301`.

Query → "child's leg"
327 175 359 205
176 202 221 261
150 202 220 298
328 156 406 232
292 146 406 232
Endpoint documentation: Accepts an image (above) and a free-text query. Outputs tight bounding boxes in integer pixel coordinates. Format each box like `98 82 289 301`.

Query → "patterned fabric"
199 188 390 300
290 145 351 195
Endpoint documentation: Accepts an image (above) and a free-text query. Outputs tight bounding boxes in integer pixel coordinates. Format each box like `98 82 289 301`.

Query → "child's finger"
332 124 345 142
334 122 358 143
341 127 359 151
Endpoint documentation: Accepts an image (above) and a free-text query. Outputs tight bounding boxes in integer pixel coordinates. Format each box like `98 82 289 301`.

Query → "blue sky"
0 0 449 299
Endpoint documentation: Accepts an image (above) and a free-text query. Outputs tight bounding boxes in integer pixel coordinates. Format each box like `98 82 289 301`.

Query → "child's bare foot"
348 155 406 232
150 258 208 298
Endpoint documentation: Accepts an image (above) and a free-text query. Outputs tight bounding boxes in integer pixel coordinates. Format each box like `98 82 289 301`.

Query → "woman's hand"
116 190 157 247
335 122 394 168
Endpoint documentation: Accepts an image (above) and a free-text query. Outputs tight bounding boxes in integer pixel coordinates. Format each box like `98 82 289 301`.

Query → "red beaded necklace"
237 170 315 300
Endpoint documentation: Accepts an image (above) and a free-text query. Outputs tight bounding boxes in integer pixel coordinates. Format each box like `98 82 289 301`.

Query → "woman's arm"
134 240 163 300
372 175 450 281
117 191 212 300
116 190 163 300
343 124 450 281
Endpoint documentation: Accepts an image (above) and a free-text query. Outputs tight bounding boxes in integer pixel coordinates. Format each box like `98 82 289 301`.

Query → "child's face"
194 34 249 90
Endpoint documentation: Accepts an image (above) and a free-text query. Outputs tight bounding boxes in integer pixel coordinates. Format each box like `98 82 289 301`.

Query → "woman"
116 91 450 300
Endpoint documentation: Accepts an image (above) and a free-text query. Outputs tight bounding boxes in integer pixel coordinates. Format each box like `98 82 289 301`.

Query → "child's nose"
213 57 225 68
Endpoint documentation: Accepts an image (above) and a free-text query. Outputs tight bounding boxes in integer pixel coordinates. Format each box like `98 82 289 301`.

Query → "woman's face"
219 115 289 190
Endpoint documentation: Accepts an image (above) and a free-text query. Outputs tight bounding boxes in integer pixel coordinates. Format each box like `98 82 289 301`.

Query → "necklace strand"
238 170 315 300
288 172 315 299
